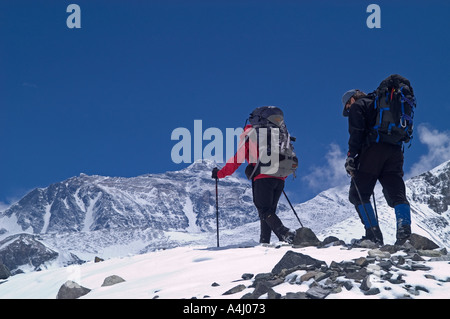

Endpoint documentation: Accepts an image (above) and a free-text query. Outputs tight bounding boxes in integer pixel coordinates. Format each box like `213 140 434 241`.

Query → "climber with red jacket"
212 106 297 244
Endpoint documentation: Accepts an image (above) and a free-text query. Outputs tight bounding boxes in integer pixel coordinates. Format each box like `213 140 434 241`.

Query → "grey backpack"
246 106 298 179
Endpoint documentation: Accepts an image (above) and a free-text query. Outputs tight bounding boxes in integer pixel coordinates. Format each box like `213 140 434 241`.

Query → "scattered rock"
319 236 345 248
354 257 369 267
354 239 379 249
415 285 429 293
360 275 372 291
345 267 368 281
241 280 275 299
391 255 406 266
300 271 317 282
271 250 326 275
94 256 104 263
380 244 403 254
368 248 391 259
377 260 393 271
278 266 304 278
411 253 425 261
56 280 91 299
315 271 331 282
388 274 405 284
251 273 274 286
250 281 273 298
364 287 380 295
417 250 442 258
285 292 307 299
306 286 331 299
411 264 432 271
223 284 246 295
366 263 382 274
267 288 282 299
101 275 125 287
241 273 254 280
343 281 354 290
429 255 450 262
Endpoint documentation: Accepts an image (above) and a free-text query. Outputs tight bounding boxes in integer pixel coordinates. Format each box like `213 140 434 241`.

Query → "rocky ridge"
219 229 450 299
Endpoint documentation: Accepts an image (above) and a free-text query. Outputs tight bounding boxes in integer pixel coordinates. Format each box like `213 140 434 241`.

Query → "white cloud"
302 143 349 191
408 124 450 177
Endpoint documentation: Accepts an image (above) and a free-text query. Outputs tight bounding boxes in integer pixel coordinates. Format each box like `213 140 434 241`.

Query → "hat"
342 89 357 107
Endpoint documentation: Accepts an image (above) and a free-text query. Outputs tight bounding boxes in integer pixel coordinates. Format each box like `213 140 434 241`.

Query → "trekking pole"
372 191 379 221
351 176 378 239
215 178 220 247
283 190 304 227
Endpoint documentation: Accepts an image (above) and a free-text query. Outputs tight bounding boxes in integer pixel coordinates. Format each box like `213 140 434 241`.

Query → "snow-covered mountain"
0 160 257 235
407 160 450 246
0 159 449 274
0 159 279 268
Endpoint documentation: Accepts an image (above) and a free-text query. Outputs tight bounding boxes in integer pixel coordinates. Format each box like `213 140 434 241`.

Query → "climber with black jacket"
342 74 415 245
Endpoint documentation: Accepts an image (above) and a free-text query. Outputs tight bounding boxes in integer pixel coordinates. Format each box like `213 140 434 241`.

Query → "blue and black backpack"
370 74 417 146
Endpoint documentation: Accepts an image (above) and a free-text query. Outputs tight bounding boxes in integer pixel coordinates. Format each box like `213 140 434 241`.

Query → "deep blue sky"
1 0 450 207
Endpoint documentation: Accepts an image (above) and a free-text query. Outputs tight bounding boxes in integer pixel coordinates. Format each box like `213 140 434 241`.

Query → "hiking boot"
395 224 411 246
355 226 384 246
281 230 296 244
370 226 384 245
351 237 379 248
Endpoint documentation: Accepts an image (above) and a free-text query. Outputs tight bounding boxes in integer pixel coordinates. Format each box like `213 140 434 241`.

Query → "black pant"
349 143 409 208
252 178 288 243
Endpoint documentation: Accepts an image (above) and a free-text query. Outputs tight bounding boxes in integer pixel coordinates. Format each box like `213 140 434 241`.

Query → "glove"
211 167 219 179
345 157 357 176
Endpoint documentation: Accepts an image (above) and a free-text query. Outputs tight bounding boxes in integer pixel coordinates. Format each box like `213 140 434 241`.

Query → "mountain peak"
428 159 450 176
180 159 220 173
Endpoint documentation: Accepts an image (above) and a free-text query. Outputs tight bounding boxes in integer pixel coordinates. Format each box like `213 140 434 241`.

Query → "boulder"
56 280 91 299
101 275 126 287
292 227 321 248
409 234 439 250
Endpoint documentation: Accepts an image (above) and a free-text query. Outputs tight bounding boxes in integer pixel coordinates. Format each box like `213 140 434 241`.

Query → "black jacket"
346 95 378 158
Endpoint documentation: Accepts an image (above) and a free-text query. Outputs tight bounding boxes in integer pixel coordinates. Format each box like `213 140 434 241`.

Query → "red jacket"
217 124 286 181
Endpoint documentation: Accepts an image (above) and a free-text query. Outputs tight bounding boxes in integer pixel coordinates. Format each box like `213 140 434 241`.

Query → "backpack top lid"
249 106 284 127
376 74 414 95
